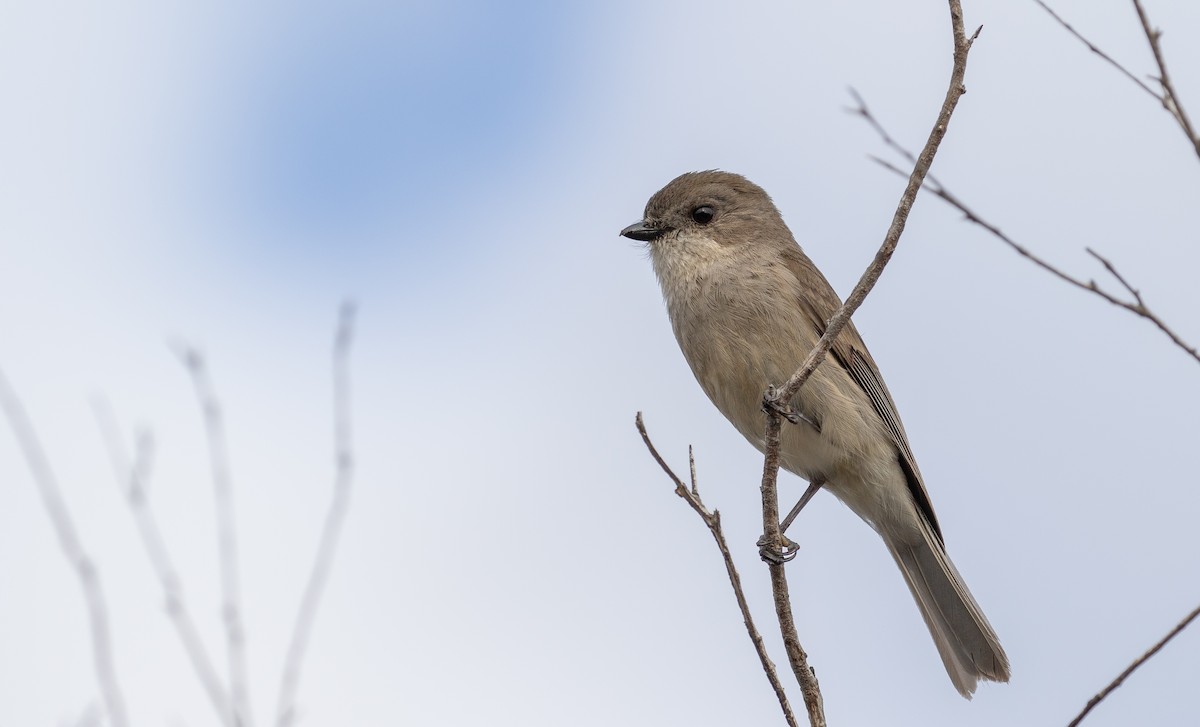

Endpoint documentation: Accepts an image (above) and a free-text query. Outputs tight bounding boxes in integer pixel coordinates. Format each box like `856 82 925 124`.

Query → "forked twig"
1033 0 1200 160
93 400 234 726
635 413 800 727
864 149 1199 366
1132 0 1200 159
855 24 1200 722
1031 0 1161 101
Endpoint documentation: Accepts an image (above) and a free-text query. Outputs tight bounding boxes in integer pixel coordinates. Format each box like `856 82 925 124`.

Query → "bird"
621 170 1010 697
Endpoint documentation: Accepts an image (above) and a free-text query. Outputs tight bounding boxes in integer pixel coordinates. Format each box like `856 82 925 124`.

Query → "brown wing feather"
781 250 943 542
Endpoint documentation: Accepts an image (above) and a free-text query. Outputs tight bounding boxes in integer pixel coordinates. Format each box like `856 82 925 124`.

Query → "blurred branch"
276 302 358 727
175 346 253 727
70 701 102 727
1033 0 1200 161
93 400 234 726
1068 602 1200 726
635 413 801 727
0 369 130 727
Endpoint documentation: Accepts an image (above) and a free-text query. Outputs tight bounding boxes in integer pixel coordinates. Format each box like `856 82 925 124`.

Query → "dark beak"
620 220 666 242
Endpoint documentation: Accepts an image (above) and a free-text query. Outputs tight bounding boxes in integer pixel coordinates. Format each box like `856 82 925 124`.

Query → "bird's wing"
782 249 943 542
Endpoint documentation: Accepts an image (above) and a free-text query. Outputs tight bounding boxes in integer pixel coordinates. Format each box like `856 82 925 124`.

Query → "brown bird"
622 170 1010 697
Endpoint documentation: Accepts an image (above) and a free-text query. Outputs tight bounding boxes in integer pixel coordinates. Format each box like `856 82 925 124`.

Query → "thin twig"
1068 602 1200 726
1033 0 1200 160
93 400 234 726
1031 0 1161 101
275 302 358 727
771 10 979 409
635 413 800 727
1132 0 1200 159
867 153 1200 366
847 88 919 168
176 346 253 727
754 2 978 721
0 369 130 727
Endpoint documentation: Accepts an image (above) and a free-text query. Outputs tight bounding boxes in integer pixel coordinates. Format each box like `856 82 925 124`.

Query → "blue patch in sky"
209 0 576 254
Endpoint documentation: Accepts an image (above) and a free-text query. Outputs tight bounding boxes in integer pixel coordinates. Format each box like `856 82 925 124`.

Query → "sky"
2 0 1199 725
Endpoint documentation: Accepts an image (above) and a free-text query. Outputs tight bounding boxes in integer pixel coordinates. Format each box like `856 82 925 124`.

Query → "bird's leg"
759 479 826 563
781 478 825 534
757 391 824 562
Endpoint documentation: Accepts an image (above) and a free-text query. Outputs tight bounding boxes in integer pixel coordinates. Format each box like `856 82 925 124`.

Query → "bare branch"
93 400 234 726
1033 0 1200 161
0 369 130 727
1068 602 1200 726
752 2 978 721
1132 0 1200 160
770 5 979 410
757 414 825 727
275 302 358 727
855 18 1200 716
865 152 1200 366
1031 0 1161 101
635 413 801 727
175 346 253 727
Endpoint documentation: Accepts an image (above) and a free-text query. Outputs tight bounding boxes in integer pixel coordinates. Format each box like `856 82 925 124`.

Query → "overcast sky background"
2 0 1199 725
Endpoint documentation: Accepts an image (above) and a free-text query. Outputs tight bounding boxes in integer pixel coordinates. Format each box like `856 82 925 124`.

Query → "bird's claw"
762 387 820 432
757 533 800 564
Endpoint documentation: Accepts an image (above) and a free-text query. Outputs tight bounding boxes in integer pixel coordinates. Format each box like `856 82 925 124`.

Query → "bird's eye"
691 206 715 224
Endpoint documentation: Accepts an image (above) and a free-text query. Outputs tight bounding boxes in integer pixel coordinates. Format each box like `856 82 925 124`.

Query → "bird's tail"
885 518 1011 698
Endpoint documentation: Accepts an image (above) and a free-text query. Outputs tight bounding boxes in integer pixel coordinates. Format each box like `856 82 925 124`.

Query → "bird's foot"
762 386 820 432
757 533 800 564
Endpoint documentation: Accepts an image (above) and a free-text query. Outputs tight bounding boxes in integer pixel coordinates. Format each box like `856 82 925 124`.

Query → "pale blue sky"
2 1 1199 725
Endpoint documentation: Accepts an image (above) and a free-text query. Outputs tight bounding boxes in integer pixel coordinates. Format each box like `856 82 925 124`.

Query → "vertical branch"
177 347 253 727
275 302 357 727
757 1 978 721
758 413 825 727
93 401 235 726
0 369 130 727
770 2 978 410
